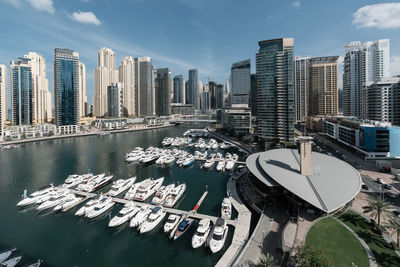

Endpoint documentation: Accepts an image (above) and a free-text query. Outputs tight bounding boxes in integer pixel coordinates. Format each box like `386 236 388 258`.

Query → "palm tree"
387 215 400 246
259 253 276 267
362 197 392 226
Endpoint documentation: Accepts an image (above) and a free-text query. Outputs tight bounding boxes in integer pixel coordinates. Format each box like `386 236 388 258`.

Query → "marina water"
0 124 235 267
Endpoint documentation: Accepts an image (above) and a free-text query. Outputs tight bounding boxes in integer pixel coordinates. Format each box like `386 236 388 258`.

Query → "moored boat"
163 183 186 208
209 218 228 253
192 218 211 248
0 248 16 264
163 214 180 233
108 202 140 227
173 217 194 240
139 206 166 233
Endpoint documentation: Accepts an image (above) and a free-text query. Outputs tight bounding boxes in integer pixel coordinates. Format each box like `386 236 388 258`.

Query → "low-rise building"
218 104 251 136
170 103 195 116
324 116 400 159
3 123 80 140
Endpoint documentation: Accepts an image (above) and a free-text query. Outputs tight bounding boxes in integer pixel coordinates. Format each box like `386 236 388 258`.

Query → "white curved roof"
246 149 362 213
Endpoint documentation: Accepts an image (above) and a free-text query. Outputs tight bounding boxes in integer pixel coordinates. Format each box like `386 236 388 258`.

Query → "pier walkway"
67 189 237 227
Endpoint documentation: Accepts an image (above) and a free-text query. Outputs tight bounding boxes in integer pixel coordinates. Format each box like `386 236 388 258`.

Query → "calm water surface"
0 124 237 267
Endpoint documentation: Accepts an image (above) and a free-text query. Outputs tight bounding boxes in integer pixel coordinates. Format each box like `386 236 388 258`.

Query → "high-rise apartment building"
188 69 199 109
94 47 118 117
201 90 210 110
216 84 224 109
155 68 172 116
343 39 390 117
209 81 217 109
294 57 309 122
134 57 153 117
173 75 185 104
308 56 339 116
54 48 80 126
250 74 258 117
78 62 87 117
10 58 32 125
0 65 6 141
231 59 251 106
365 77 400 125
107 82 124 117
24 52 52 123
118 56 135 116
256 38 295 143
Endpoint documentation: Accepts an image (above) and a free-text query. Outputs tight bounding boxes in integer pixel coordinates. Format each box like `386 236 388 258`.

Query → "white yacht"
209 218 228 253
75 194 102 216
225 160 235 170
182 155 195 167
53 194 82 212
219 143 227 149
108 202 140 227
163 214 180 233
1 256 21 267
0 248 16 263
151 184 175 205
163 183 186 208
164 155 175 165
139 206 166 233
221 197 232 219
35 188 68 205
216 161 226 171
192 218 211 248
105 177 136 197
62 173 93 188
225 153 232 160
133 177 164 202
77 174 113 192
203 158 215 169
123 179 149 200
130 206 152 228
125 152 143 163
37 192 72 210
16 184 54 207
85 196 114 219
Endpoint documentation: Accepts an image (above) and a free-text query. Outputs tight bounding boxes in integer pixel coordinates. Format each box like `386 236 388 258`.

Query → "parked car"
383 183 392 189
376 178 385 184
361 183 369 190
386 192 398 199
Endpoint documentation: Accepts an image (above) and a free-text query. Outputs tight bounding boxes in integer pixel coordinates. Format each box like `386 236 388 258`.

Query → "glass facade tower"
231 59 251 106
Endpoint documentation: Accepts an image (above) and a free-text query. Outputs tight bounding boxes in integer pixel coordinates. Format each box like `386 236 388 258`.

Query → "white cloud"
392 56 400 76
27 0 55 14
290 0 300 9
1 0 22 7
353 3 400 29
69 11 101 26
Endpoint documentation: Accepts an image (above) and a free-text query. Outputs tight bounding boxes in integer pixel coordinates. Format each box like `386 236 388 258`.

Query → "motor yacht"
37 193 73 211
0 248 16 264
225 153 232 161
105 177 136 197
225 160 235 170
108 202 140 227
130 206 152 228
164 214 180 233
133 177 164 201
163 155 175 165
182 155 195 167
78 174 113 192
85 196 114 219
123 179 149 200
141 153 158 164
1 256 21 267
25 259 43 267
216 161 226 171
125 152 143 163
75 194 102 216
203 158 215 169
16 184 54 207
139 206 166 233
151 184 175 205
53 195 83 212
221 197 232 219
232 154 239 161
163 183 186 208
62 173 92 188
76 173 105 191
173 217 194 240
219 143 227 149
192 218 211 248
209 218 228 253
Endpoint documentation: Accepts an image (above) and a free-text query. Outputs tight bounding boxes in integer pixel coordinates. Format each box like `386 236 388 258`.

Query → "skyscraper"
173 75 185 104
308 56 339 116
10 58 32 125
294 57 309 122
107 82 124 117
208 81 217 109
155 68 172 116
188 69 199 109
24 52 52 123
256 38 295 143
134 57 153 117
216 84 224 109
343 39 390 117
250 74 258 117
54 48 80 126
94 47 118 117
78 62 87 117
0 65 6 141
231 59 251 106
118 56 135 116
201 90 210 111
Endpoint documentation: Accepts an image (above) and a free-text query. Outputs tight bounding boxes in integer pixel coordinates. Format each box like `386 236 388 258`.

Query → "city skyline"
1 1 400 104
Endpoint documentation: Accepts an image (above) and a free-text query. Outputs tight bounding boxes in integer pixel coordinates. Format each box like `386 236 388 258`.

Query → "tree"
362 197 392 226
259 253 275 267
387 215 400 246
294 244 333 267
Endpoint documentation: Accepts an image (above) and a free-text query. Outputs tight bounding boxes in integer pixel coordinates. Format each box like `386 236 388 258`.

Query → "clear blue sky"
1 0 400 103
